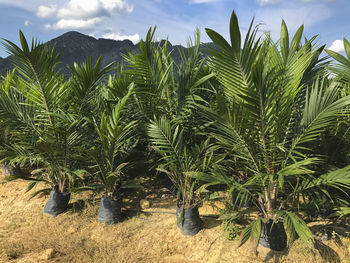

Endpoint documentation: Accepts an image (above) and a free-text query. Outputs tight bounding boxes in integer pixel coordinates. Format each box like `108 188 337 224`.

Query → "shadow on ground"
263 249 289 263
316 240 341 263
201 217 221 230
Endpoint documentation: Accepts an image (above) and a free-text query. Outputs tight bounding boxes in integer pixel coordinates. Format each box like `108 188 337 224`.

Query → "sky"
0 0 349 58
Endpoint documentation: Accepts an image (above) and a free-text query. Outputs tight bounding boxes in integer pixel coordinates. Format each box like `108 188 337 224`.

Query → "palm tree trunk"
264 182 276 218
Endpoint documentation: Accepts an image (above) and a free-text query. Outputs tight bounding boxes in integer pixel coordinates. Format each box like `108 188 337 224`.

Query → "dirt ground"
1 172 350 263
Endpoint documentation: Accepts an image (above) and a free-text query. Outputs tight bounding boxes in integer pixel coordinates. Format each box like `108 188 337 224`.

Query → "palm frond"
148 116 184 170
68 57 113 115
283 211 314 247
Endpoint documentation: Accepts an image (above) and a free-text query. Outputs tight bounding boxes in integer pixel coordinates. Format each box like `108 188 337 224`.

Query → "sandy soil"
0 172 350 263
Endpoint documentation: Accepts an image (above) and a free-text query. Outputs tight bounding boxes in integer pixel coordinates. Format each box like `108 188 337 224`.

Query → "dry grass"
1 173 350 262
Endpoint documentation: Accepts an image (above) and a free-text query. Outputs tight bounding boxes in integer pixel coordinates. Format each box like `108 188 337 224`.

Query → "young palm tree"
87 84 137 198
124 27 214 184
148 116 217 235
148 116 214 206
193 11 350 250
83 84 138 224
0 32 112 199
131 29 215 234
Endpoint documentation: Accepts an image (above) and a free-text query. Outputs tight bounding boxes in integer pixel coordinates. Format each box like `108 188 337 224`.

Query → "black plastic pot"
259 220 287 251
98 197 122 224
176 204 201 236
44 190 71 217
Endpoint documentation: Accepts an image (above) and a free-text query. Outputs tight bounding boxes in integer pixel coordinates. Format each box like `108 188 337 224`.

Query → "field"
2 9 350 263
1 171 350 263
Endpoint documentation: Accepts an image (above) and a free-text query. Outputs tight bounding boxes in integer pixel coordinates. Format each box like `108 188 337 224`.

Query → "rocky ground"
1 172 350 263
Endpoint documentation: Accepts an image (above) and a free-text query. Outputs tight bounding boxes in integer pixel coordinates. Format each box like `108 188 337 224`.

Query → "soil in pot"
176 204 201 236
259 219 287 251
98 197 122 224
44 189 71 217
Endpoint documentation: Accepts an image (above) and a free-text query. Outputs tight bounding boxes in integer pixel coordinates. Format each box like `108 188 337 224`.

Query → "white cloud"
37 5 57 18
189 0 220 3
45 18 103 30
24 20 31 27
328 39 344 52
257 0 281 5
38 0 133 31
101 0 133 13
57 0 107 20
102 32 140 44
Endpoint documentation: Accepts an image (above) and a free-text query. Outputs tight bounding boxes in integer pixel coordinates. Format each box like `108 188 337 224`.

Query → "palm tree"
0 31 113 215
131 29 215 234
84 84 137 224
87 84 137 198
148 116 217 235
193 11 350 250
148 116 214 204
123 27 214 183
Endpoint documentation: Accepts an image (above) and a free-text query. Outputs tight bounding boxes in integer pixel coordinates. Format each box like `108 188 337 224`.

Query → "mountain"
0 31 207 76
0 56 12 74
46 31 137 75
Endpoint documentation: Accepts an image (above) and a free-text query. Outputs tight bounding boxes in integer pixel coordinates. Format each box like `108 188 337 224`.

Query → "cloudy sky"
0 0 349 58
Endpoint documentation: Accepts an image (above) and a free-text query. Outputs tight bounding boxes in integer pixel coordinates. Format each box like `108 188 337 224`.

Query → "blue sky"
0 0 349 58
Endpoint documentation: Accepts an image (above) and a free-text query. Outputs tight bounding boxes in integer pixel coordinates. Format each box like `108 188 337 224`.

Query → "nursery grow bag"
259 220 287 251
44 190 71 217
176 204 201 236
98 197 122 224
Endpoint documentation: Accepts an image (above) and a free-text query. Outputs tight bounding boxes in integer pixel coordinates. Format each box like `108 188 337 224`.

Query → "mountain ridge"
0 31 209 75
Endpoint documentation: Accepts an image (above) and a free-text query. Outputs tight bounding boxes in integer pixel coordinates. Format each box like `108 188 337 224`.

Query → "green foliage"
122 27 174 120
283 211 314 247
219 204 243 240
123 27 215 211
325 39 350 168
239 218 262 247
222 220 241 241
87 84 138 198
67 56 113 117
194 10 350 249
329 206 350 219
0 31 113 193
148 116 214 206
